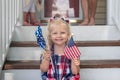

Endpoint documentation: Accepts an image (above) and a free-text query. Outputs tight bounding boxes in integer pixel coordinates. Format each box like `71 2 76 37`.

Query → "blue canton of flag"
35 26 46 50
64 36 81 59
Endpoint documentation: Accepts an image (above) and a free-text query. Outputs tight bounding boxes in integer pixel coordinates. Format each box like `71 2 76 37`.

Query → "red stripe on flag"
64 45 80 59
70 46 76 58
64 46 72 59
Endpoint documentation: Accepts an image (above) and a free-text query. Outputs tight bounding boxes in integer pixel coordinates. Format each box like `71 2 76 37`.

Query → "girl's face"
50 24 69 46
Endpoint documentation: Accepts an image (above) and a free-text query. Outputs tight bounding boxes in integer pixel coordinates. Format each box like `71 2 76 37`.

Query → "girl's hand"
43 50 51 61
40 50 51 72
71 58 80 74
72 58 80 66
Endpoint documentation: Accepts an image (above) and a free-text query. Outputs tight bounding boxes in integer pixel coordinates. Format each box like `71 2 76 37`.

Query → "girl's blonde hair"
46 16 71 50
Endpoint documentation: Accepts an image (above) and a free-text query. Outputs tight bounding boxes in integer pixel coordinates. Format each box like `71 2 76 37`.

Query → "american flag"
35 26 55 72
64 36 81 59
35 26 46 50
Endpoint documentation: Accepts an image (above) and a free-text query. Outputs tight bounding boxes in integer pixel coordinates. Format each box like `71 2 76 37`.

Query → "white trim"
0 0 2 73
107 0 120 31
107 0 113 25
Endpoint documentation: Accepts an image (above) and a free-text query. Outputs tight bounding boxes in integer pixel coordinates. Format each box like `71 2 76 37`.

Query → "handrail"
0 0 20 74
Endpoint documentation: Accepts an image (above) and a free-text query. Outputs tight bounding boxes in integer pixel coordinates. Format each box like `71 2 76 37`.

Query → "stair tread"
10 40 120 47
3 60 120 70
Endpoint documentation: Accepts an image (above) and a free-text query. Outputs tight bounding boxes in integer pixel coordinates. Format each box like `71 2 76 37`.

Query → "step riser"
7 47 120 60
2 69 120 80
12 26 120 41
7 47 42 60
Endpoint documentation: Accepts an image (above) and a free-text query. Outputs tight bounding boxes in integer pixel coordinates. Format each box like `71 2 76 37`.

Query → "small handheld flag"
35 26 46 50
35 26 55 73
64 36 81 59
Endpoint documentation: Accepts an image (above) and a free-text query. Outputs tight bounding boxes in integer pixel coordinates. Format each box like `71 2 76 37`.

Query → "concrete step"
3 60 120 70
12 26 120 41
2 68 120 80
6 41 120 61
10 41 120 47
2 60 120 80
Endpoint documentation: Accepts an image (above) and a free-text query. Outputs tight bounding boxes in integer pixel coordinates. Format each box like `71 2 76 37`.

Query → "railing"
0 0 20 74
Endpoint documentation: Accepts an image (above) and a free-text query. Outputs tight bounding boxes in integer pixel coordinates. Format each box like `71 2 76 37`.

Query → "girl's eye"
52 32 57 34
61 32 66 34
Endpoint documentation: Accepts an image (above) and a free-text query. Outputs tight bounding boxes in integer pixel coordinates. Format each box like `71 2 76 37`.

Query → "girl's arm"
71 58 80 75
40 51 51 72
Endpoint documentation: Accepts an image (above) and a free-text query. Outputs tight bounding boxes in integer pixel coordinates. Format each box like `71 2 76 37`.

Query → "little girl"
40 16 80 80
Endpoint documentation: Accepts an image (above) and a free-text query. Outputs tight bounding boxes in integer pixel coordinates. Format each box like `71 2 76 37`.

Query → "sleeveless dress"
40 53 80 80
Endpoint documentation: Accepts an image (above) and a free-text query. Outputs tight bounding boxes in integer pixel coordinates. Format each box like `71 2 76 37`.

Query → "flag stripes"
64 37 81 59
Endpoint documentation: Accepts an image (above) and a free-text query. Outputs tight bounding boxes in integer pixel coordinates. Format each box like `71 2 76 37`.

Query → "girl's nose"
57 33 61 37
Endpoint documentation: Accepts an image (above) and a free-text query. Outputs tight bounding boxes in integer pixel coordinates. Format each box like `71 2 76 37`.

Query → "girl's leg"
80 0 89 25
88 0 97 25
